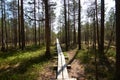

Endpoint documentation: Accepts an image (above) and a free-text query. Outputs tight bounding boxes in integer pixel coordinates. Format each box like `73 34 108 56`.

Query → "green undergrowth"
0 45 55 80
76 47 115 80
63 52 68 57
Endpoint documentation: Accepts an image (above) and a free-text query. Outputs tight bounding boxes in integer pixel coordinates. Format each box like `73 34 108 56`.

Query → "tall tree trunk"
45 0 51 56
95 0 100 50
18 0 21 48
64 0 68 51
93 10 98 80
1 0 5 51
78 0 81 50
34 0 37 45
21 0 25 50
73 0 76 44
67 0 70 47
11 0 17 48
4 1 8 50
115 0 120 79
50 17 51 45
100 0 104 54
13 18 17 47
38 22 41 45
5 21 8 50
38 0 40 46
42 2 45 45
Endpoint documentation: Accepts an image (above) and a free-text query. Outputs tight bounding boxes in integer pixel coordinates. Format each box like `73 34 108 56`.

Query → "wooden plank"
58 54 61 67
56 38 70 79
57 53 62 78
56 39 63 79
63 78 77 80
57 78 77 80
61 53 69 79
57 67 63 79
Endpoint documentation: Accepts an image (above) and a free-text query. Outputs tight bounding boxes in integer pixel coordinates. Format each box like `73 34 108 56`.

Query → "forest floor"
67 49 85 80
0 44 115 80
0 45 56 80
36 45 116 80
38 47 86 80
37 58 56 80
39 44 115 80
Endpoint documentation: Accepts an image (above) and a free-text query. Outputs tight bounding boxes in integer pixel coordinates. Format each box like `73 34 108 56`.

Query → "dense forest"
0 0 120 80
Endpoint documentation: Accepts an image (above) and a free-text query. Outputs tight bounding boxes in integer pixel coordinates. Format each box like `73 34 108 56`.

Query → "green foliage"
76 49 91 64
63 52 68 57
106 48 116 57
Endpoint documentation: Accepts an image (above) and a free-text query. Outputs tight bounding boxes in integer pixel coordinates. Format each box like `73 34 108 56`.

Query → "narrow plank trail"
56 38 76 80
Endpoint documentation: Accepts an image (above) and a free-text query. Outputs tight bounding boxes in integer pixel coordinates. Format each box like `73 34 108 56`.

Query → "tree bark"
34 0 37 45
100 0 104 54
18 0 21 48
21 0 25 50
4 1 8 50
64 0 68 51
115 0 120 79
45 0 51 56
67 0 70 47
95 0 100 50
73 0 76 44
38 0 41 46
78 0 81 50
93 10 98 80
13 19 17 47
1 0 5 51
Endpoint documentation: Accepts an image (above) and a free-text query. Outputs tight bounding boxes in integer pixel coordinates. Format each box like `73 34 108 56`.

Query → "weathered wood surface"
56 39 76 80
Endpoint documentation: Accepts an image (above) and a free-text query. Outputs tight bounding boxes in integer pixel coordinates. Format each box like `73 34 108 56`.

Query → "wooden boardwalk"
56 39 76 80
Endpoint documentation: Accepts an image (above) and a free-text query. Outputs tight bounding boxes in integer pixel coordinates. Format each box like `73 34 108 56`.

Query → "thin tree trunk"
18 0 21 48
78 0 81 50
34 0 37 45
100 0 104 54
93 10 98 80
67 0 70 47
38 0 41 46
95 0 100 50
13 19 17 47
38 22 41 45
42 2 44 45
12 0 17 48
21 0 25 50
4 1 8 50
64 0 68 51
45 0 51 56
73 0 76 44
1 1 5 51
